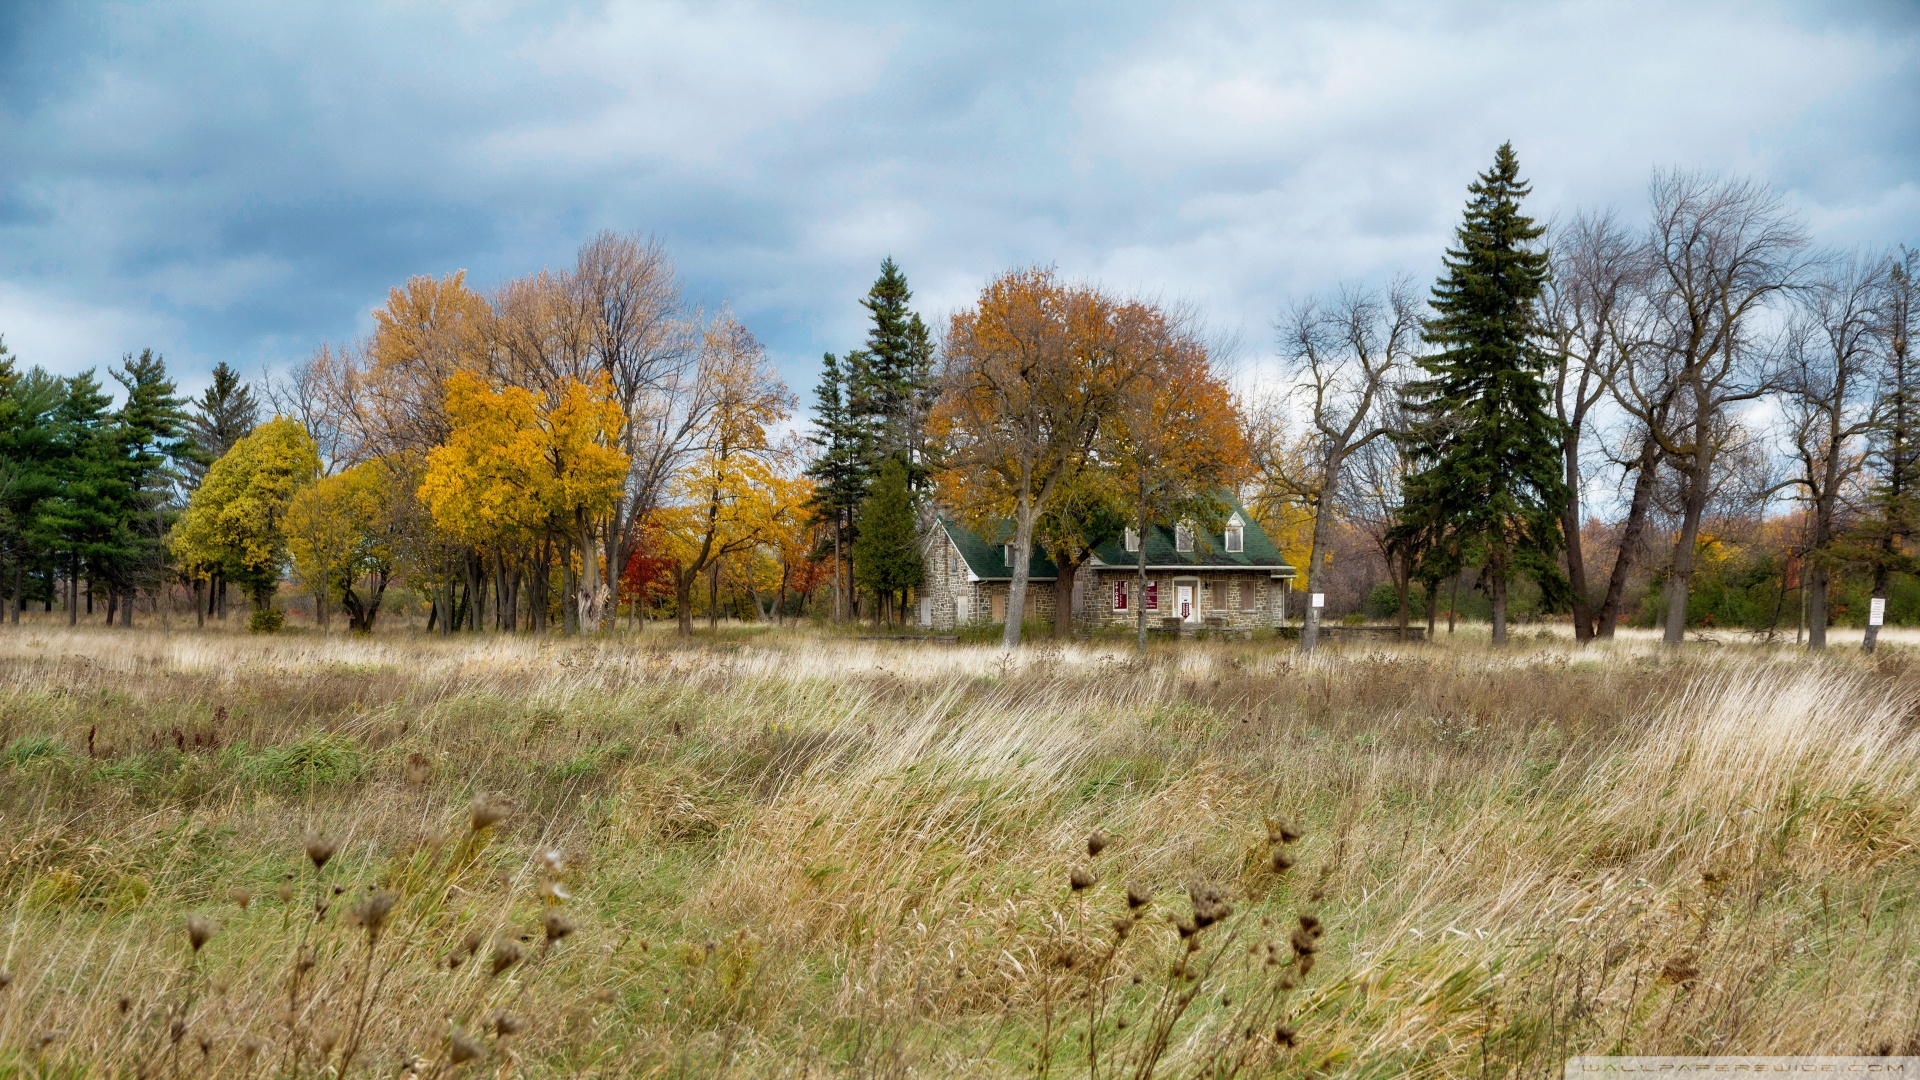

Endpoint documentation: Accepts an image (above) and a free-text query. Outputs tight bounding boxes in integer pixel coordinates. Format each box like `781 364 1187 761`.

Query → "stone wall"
1077 570 1287 631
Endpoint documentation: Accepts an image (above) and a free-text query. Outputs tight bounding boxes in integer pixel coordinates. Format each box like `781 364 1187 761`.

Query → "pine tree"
851 457 923 626
804 351 870 620
847 258 938 488
1392 142 1568 645
104 349 188 621
183 361 260 488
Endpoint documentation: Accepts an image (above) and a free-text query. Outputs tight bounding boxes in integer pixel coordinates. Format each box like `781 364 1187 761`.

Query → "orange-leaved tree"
932 268 1148 647
1103 304 1247 652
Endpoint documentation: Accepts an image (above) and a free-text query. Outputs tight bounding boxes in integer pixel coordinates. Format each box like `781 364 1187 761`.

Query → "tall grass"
0 626 1915 1075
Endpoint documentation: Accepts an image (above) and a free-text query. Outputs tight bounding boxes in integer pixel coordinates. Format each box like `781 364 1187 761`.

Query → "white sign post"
1870 597 1886 626
1311 593 1325 609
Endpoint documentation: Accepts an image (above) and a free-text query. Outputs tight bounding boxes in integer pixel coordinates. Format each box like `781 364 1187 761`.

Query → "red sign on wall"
1113 581 1128 610
1145 581 1158 610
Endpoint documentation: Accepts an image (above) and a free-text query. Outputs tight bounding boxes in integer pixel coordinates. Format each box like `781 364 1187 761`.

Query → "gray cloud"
0 0 1913 399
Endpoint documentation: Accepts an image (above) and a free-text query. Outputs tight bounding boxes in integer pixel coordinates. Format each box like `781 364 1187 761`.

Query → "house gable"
937 516 1060 582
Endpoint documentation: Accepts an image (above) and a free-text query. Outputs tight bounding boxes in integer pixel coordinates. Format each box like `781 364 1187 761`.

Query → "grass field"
1 623 1917 1077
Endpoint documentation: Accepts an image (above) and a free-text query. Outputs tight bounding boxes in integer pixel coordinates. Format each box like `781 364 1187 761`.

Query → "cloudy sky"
1 1 1915 402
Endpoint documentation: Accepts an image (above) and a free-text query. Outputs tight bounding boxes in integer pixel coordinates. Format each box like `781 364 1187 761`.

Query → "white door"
918 597 931 628
954 596 971 625
1177 585 1196 622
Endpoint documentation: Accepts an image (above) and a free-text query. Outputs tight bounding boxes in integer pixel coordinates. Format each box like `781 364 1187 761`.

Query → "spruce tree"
183 361 259 488
805 351 871 620
847 258 938 488
1393 142 1567 645
851 457 923 626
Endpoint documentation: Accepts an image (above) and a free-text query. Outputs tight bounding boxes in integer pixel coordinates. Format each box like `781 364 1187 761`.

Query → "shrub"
249 605 287 633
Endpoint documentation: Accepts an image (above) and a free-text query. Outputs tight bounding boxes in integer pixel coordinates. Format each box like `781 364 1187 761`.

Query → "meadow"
0 622 1916 1077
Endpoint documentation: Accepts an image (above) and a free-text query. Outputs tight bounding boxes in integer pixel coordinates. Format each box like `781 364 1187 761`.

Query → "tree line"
0 145 1912 649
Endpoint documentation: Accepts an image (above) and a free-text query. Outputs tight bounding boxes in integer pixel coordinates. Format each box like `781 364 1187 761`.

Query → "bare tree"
1255 278 1418 650
1613 172 1809 646
1540 211 1645 640
1776 253 1888 648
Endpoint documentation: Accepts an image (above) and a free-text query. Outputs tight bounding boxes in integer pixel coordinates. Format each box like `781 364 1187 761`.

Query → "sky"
1 1 1916 405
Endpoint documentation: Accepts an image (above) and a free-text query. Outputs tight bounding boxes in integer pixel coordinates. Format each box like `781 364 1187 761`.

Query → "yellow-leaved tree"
651 319 797 634
285 462 404 633
171 417 321 628
419 371 628 634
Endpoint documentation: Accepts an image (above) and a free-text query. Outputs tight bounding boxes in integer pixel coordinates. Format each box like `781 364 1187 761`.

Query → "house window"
1114 580 1128 611
1004 543 1014 567
1174 523 1193 552
1124 527 1139 552
1225 515 1244 553
1239 581 1258 611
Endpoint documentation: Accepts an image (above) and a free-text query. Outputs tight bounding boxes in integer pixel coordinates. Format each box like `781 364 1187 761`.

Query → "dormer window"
1175 522 1193 552
1225 514 1244 553
1124 528 1139 553
1004 543 1015 566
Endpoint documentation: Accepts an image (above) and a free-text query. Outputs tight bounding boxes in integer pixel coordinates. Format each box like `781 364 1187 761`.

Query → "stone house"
917 495 1297 633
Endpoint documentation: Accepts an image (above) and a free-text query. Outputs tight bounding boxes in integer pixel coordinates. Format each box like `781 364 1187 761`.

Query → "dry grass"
0 623 1917 1076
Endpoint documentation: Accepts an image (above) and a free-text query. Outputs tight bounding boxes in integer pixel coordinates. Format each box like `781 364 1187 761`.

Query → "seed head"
489 937 524 976
1188 883 1232 928
490 1010 526 1037
0 971 11 991
228 887 252 911
1111 917 1133 940
303 833 338 871
1068 868 1097 892
1125 885 1152 910
1295 951 1316 976
1086 831 1110 858
543 911 577 944
352 889 398 940
276 884 294 905
1267 818 1303 845
536 848 566 874
447 1027 485 1065
1289 927 1319 957
404 752 432 785
1274 1024 1297 1048
1271 849 1294 873
590 987 618 1005
469 793 509 832
186 913 219 952
116 994 131 1014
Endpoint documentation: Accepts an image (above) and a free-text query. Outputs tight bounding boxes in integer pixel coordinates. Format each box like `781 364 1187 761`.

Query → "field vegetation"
1 625 1917 1076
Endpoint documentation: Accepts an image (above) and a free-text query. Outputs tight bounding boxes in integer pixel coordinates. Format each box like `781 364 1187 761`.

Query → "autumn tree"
651 319 796 634
171 417 320 624
934 268 1142 648
286 462 403 632
419 370 629 634
1103 305 1246 652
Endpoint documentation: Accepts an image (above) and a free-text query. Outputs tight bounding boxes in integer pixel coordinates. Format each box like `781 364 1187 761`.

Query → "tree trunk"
194 579 205 629
1003 490 1036 648
1489 549 1509 646
1806 561 1829 650
1300 485 1335 653
1663 458 1712 647
1596 436 1660 639
708 561 721 631
1053 552 1082 638
1424 578 1437 639
1561 485 1593 642
1864 565 1888 654
675 567 696 635
576 509 604 635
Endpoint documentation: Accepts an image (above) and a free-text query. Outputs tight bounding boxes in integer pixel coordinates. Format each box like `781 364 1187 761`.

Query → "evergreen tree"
804 351 870 620
0 365 65 618
851 457 923 625
1391 142 1568 645
847 258 938 487
38 370 120 624
104 349 188 619
183 361 260 488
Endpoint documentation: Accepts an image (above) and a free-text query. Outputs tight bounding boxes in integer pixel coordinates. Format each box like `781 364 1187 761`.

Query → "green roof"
935 494 1293 581
1086 493 1294 575
938 516 1060 581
